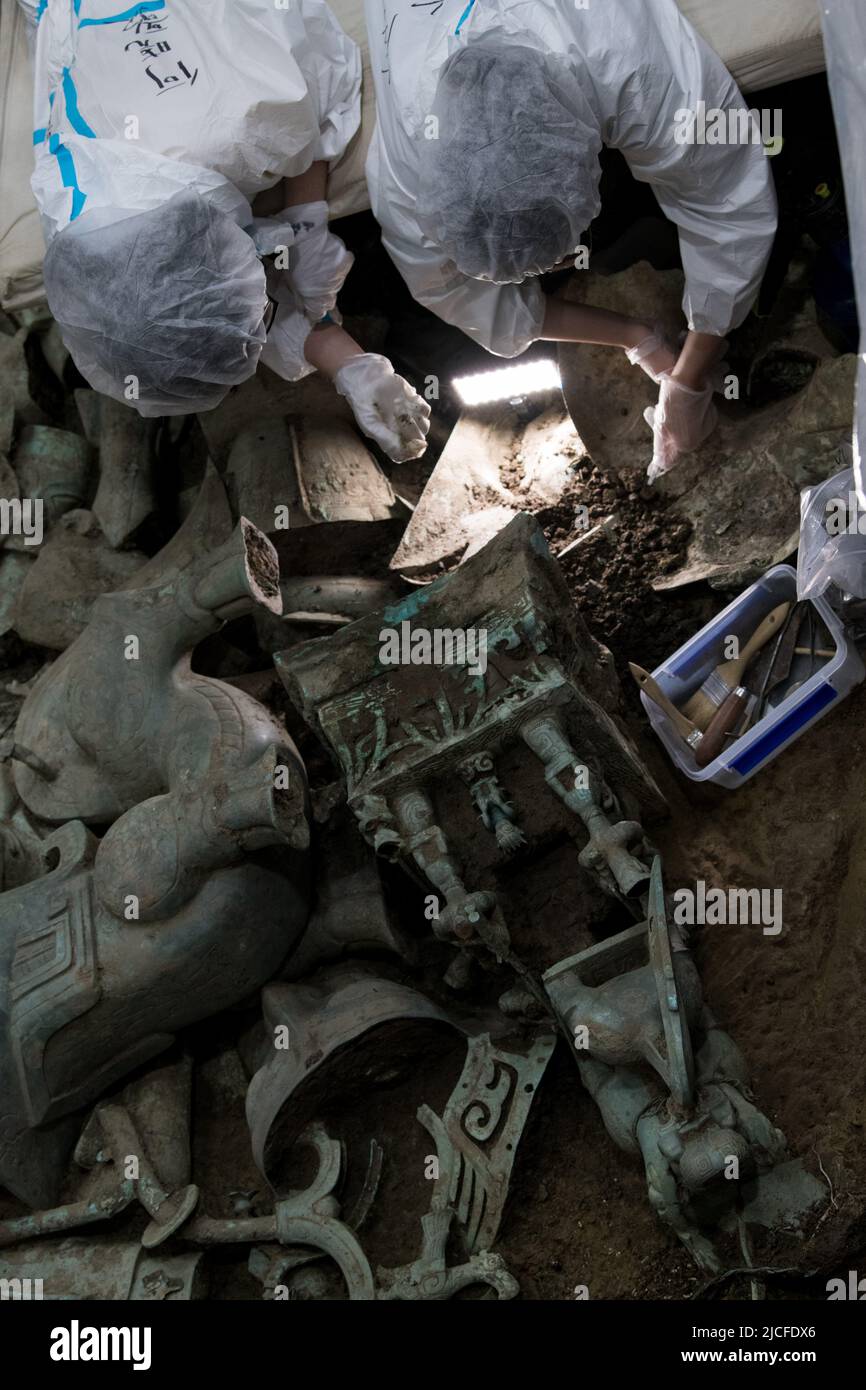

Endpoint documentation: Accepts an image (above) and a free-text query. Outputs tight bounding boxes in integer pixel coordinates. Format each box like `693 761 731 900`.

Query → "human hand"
644 373 717 483
334 353 431 462
282 201 353 322
258 303 315 383
625 325 680 382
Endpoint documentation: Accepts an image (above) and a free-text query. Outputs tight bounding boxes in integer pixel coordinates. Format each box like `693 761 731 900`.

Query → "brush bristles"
683 670 734 730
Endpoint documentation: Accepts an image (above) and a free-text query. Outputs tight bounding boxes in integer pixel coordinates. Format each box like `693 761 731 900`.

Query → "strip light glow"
452 359 561 406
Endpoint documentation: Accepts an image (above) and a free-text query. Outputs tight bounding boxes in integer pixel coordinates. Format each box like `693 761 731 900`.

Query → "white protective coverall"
28 0 360 240
364 0 779 357
24 0 361 400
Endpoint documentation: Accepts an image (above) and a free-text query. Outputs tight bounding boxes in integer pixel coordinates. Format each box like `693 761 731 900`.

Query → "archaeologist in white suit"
363 0 778 480
19 0 430 461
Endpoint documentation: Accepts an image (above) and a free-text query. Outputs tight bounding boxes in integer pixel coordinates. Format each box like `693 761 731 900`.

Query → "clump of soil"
534 463 717 684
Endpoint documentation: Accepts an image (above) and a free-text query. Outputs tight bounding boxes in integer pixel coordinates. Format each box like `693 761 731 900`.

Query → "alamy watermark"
825 494 866 535
827 1271 866 1299
1 1275 43 1299
673 102 783 157
0 497 43 546
50 1321 151 1371
378 621 488 677
673 880 782 936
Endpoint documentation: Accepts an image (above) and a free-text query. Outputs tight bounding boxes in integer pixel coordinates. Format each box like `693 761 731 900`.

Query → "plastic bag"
797 456 866 600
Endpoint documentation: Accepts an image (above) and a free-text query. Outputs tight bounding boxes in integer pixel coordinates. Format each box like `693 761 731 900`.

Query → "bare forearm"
302 322 364 379
670 331 726 390
283 159 328 209
540 297 650 351
540 300 726 391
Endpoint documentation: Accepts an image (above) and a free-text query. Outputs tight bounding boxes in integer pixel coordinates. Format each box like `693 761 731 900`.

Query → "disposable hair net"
42 191 268 417
416 43 603 284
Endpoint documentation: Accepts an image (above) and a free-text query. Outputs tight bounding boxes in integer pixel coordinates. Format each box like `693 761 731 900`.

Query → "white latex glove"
259 302 315 383
283 201 353 322
643 373 718 484
334 353 431 462
625 325 681 383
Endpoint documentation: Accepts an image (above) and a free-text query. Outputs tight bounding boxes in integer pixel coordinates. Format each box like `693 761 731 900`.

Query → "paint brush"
694 687 749 768
630 665 749 770
629 664 703 752
682 603 790 732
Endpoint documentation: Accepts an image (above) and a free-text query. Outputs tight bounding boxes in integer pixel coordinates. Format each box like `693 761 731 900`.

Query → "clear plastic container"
641 565 865 787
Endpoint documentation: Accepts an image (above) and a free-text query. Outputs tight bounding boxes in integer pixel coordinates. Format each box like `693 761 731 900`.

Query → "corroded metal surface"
276 513 665 961
416 1030 556 1254
246 964 503 1186
0 495 311 1208
544 862 789 1273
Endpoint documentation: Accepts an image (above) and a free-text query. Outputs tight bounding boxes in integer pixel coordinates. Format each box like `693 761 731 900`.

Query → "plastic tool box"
641 564 865 787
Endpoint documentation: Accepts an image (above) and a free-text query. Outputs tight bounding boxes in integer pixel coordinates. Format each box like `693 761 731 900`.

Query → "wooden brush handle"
629 664 698 741
695 687 748 768
737 603 791 671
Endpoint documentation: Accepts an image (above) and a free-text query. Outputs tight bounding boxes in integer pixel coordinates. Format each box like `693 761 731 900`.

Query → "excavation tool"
734 611 787 734
742 602 804 730
630 665 750 769
629 664 703 753
558 514 617 559
683 603 790 730
699 605 830 749
694 687 749 768
765 607 835 709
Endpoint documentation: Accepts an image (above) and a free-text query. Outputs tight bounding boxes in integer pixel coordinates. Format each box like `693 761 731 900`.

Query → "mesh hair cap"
416 43 602 284
43 191 268 416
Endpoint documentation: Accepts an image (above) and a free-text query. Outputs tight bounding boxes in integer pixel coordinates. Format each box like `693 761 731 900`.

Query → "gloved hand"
258 302 316 384
334 353 431 462
644 373 717 484
283 201 353 322
625 325 680 383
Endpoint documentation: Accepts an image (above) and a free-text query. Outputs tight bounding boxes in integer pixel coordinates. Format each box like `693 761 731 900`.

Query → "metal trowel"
751 603 808 720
